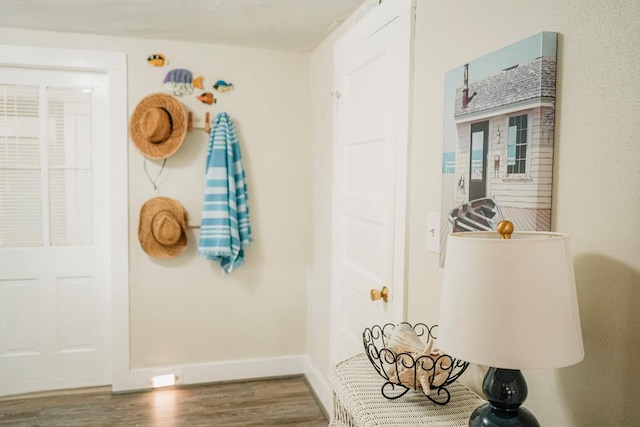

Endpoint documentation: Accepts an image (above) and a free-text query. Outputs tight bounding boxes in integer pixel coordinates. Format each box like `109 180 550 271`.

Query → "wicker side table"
329 353 485 427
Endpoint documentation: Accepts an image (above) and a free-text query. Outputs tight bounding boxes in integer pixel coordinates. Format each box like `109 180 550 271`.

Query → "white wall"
408 1 640 425
0 28 312 374
2 0 639 423
309 0 640 425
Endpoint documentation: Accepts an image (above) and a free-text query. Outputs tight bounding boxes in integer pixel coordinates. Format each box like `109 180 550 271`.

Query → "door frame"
0 45 129 392
329 0 414 364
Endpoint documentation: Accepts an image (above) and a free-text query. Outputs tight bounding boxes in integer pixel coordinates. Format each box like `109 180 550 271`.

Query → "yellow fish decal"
147 53 167 67
193 76 204 90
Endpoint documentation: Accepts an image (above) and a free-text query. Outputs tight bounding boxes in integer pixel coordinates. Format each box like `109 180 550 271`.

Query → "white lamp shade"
438 231 584 370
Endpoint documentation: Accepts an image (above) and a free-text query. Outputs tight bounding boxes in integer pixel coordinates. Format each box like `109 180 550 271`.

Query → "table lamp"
438 221 584 426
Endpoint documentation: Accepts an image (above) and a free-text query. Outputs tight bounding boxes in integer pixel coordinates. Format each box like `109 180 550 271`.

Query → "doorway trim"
0 44 129 392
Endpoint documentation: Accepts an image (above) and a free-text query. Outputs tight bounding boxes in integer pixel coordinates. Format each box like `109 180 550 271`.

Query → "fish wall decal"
213 80 234 92
197 92 217 105
164 69 204 96
147 53 168 67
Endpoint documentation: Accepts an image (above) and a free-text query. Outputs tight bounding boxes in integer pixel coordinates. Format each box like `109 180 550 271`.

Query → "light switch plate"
427 211 440 254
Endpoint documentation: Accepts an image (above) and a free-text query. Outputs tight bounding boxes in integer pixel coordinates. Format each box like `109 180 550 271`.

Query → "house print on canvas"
440 31 558 263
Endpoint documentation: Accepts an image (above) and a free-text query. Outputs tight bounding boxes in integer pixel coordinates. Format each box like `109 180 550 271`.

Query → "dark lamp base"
468 367 540 427
469 403 540 427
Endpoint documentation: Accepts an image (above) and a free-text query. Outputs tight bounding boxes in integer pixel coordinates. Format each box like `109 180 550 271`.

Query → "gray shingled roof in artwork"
454 56 556 118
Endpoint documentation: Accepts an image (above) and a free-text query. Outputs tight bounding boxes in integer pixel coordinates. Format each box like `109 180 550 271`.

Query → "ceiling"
0 0 364 52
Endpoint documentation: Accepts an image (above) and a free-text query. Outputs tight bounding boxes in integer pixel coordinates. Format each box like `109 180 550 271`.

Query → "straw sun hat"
138 197 188 259
129 93 187 159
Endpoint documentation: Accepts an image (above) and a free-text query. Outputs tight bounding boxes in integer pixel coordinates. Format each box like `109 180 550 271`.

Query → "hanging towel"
198 112 252 273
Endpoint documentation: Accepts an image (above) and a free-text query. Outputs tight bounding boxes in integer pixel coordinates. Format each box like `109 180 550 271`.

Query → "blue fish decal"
164 69 204 96
213 80 234 92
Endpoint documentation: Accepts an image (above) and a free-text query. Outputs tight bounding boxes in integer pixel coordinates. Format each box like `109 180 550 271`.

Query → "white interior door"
0 68 110 396
330 0 414 364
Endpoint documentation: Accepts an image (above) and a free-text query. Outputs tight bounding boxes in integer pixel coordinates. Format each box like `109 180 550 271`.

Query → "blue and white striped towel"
198 112 252 273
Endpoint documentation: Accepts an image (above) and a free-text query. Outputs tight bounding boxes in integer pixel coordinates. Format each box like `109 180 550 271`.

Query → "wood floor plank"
0 376 328 426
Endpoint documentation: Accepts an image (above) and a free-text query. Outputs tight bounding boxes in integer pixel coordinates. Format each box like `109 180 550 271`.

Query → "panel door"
0 68 110 396
331 0 413 363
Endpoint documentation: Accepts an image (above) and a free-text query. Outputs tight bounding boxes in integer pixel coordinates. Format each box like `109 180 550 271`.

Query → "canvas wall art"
440 31 558 264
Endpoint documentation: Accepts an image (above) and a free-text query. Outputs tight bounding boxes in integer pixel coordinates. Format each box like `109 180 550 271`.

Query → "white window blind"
0 84 93 248
47 88 93 246
0 84 42 247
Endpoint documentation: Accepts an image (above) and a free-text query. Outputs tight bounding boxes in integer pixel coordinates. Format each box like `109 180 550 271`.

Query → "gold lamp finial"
496 220 514 239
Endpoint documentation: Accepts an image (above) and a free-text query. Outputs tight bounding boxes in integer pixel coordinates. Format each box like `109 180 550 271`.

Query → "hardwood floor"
0 376 328 426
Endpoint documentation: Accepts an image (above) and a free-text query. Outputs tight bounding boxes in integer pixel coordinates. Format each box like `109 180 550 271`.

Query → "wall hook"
187 111 211 133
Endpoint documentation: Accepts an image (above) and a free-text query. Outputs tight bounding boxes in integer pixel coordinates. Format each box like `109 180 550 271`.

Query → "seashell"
431 370 450 388
386 323 424 354
384 362 398 383
418 371 431 395
380 323 458 395
395 354 419 390
421 338 434 356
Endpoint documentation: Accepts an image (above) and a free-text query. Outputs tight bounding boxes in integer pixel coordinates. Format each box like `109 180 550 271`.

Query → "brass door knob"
370 286 389 302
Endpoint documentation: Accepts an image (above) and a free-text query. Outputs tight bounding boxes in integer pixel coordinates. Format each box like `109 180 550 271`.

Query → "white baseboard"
303 358 332 415
113 354 333 417
112 355 306 393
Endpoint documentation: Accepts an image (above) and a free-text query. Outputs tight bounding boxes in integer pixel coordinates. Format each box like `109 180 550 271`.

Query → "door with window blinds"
0 68 110 396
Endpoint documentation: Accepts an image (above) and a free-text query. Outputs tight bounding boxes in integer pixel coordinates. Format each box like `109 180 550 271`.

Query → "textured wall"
309 0 640 424
407 0 640 425
0 28 312 369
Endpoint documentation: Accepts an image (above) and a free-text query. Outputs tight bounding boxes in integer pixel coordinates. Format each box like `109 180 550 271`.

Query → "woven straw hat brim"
130 93 187 160
139 196 188 259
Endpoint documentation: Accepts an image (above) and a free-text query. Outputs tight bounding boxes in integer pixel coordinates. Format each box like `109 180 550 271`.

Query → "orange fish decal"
197 92 217 105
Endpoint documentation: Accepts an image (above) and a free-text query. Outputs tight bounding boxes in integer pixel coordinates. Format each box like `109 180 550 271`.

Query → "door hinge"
331 90 342 112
